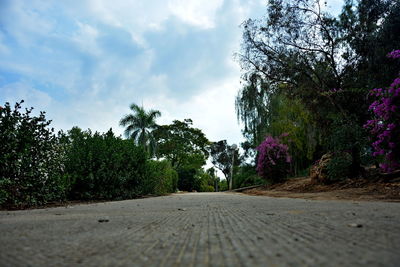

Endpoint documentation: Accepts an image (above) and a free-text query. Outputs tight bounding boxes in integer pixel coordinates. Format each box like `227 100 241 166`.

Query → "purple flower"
256 135 291 181
366 66 400 172
387 50 400 59
280 132 289 137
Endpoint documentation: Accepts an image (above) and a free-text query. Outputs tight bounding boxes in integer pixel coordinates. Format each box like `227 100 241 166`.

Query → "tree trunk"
349 146 361 178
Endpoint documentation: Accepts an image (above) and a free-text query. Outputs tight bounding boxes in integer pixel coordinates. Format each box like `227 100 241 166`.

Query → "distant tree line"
0 101 231 208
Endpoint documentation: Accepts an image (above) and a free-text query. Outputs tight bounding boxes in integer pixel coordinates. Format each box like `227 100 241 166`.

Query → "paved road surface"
1 192 400 266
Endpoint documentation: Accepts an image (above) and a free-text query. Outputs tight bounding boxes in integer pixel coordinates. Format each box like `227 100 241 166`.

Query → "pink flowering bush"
364 50 400 172
387 50 400 59
256 134 291 182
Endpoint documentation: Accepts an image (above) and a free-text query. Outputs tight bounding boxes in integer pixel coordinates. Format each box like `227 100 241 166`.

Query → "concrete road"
1 193 399 267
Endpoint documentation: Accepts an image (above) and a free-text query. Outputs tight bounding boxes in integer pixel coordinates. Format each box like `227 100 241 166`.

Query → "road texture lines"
1 192 400 266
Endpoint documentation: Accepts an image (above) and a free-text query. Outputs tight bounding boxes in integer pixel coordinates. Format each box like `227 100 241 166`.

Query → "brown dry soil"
243 177 400 202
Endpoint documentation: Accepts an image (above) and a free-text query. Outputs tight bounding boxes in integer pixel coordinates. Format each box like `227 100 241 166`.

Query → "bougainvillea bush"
256 134 291 183
364 50 400 172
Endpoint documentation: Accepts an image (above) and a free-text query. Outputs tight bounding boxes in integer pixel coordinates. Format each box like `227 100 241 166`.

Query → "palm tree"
119 103 161 156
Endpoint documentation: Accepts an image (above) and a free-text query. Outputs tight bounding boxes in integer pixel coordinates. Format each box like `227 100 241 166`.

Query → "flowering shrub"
256 134 291 183
364 50 400 172
387 50 400 59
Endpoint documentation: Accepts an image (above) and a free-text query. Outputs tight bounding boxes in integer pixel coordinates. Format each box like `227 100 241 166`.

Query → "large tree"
119 103 161 156
153 119 209 170
153 119 210 191
236 0 400 176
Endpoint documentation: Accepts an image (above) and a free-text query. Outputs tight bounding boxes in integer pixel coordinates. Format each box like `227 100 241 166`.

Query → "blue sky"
0 0 343 145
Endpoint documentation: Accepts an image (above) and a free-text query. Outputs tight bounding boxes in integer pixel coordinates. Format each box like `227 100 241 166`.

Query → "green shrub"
177 168 199 191
0 101 66 208
201 185 215 192
234 164 263 188
218 180 228 191
176 167 217 192
0 101 189 208
145 160 178 195
326 152 352 182
63 127 148 200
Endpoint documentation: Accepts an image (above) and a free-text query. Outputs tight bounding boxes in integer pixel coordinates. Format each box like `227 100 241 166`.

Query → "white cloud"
0 32 10 55
78 0 172 47
0 0 270 147
142 75 243 144
72 22 101 55
0 1 55 46
182 79 242 144
0 81 53 112
168 0 225 29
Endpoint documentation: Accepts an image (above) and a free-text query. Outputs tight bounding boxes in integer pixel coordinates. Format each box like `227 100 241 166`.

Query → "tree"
153 119 210 191
339 0 400 90
209 140 240 190
237 84 317 175
236 0 350 172
236 0 400 177
206 167 221 191
153 119 209 170
238 0 346 115
119 103 161 156
235 74 270 148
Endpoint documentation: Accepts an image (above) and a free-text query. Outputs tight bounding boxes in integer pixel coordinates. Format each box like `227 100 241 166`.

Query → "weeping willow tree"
235 74 270 147
236 74 319 175
235 0 399 177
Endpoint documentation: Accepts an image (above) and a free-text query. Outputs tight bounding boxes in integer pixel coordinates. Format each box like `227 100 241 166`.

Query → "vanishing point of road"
1 192 399 266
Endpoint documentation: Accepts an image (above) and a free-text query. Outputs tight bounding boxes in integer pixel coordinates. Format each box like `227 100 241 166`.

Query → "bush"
218 179 228 191
0 101 197 208
364 51 400 172
234 164 263 188
63 127 148 200
145 160 178 195
0 101 66 207
326 152 352 182
177 168 199 191
201 185 215 192
197 171 215 192
256 135 291 183
310 152 352 184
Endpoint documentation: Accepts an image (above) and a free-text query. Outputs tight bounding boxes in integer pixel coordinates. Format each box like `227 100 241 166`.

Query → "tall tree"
236 0 400 177
153 119 209 170
119 103 161 156
339 0 400 89
153 119 209 192
210 140 240 190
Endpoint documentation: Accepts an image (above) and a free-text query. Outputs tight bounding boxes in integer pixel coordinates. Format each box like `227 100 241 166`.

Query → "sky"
0 0 344 146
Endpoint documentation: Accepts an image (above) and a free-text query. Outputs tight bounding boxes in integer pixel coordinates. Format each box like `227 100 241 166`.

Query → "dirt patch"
243 177 400 202
1 194 167 211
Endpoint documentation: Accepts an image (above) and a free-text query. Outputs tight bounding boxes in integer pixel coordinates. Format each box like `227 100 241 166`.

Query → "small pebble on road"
348 223 362 228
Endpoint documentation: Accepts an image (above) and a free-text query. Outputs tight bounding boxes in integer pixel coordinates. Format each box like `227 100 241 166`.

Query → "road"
1 192 399 266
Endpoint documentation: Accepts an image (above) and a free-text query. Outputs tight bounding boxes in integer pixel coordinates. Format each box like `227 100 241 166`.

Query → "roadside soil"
2 194 163 211
243 176 400 202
